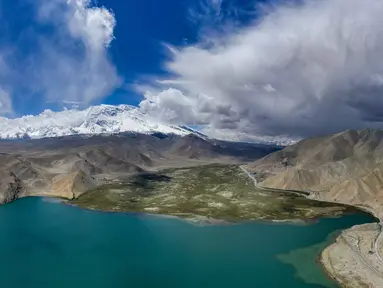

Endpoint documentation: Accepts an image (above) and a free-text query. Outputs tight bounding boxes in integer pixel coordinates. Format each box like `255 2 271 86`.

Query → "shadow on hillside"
129 173 172 196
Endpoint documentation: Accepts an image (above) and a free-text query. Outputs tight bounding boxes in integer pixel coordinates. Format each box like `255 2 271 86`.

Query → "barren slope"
247 129 383 217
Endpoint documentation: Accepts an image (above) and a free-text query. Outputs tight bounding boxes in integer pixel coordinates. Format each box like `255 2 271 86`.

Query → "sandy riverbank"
308 196 383 287
293 197 383 287
320 223 383 287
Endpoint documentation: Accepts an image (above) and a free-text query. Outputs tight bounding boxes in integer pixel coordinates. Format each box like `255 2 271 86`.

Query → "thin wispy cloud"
0 89 12 115
140 0 383 138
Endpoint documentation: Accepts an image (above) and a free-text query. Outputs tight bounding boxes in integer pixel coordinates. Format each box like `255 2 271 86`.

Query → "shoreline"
316 246 343 287
63 198 327 226
319 241 345 287
6 193 361 226
308 201 381 288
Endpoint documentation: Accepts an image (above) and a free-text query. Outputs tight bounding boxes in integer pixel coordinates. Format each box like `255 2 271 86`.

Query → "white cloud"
201 126 297 146
0 53 14 116
28 0 121 104
140 0 383 138
66 0 116 52
0 89 12 115
139 87 242 129
140 88 201 124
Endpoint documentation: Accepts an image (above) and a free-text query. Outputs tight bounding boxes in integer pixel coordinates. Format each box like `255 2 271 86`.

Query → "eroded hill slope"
247 129 383 217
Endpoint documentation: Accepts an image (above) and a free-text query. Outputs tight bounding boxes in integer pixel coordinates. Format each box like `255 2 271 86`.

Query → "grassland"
71 165 353 222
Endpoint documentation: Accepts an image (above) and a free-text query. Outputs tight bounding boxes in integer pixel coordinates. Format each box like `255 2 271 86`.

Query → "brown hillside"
247 129 383 217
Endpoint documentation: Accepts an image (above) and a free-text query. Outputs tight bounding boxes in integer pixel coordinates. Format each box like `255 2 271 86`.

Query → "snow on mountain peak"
0 104 295 145
0 104 191 139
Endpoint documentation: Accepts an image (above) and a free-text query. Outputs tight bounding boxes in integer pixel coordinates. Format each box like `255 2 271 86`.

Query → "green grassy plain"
72 165 351 222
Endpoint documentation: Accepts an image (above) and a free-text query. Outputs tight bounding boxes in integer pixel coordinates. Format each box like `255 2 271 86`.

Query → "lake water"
0 197 375 288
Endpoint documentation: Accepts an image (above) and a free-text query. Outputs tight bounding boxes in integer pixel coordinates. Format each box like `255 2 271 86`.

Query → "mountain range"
0 132 278 204
0 104 294 145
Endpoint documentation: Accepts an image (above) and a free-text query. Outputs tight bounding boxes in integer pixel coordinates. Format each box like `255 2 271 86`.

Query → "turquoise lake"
0 197 375 288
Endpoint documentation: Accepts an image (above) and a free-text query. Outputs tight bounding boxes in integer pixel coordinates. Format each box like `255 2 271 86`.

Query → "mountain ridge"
247 128 383 218
0 104 295 145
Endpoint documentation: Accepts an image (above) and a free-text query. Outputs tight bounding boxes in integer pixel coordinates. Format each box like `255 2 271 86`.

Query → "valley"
0 132 278 204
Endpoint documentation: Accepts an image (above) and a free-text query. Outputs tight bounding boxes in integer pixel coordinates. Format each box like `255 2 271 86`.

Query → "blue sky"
2 0 383 139
97 0 262 108
0 0 256 116
0 0 195 115
100 0 199 108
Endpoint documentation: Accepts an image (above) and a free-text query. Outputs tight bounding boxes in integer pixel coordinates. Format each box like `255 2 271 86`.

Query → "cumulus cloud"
65 0 116 51
140 88 201 124
32 0 121 104
140 0 383 138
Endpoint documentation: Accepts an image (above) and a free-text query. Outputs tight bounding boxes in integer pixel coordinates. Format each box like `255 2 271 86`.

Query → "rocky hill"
168 134 221 159
247 129 383 217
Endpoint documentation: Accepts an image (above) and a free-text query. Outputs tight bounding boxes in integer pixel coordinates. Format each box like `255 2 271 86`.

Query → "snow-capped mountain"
0 104 296 145
0 104 193 139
